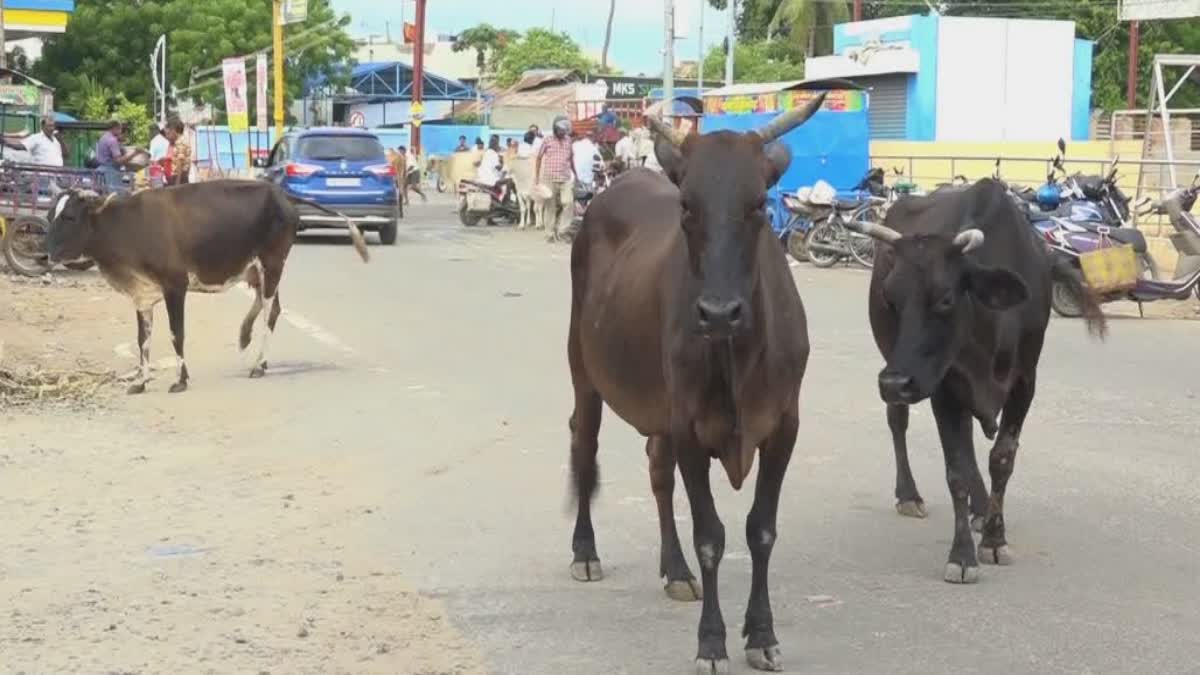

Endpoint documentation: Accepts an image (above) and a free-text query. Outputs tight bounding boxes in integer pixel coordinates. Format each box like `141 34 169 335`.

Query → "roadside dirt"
0 271 487 675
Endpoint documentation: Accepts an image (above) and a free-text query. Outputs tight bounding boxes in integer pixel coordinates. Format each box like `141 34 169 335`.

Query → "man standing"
168 119 191 186
572 130 599 190
95 121 140 194
455 135 470 152
534 116 576 243
24 116 65 167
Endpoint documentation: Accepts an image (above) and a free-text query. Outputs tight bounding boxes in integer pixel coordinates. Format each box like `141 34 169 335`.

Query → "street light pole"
664 0 675 122
412 0 426 156
697 0 704 93
725 0 736 85
272 0 284 137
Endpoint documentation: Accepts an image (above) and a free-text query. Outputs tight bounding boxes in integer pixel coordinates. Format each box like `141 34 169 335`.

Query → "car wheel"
379 219 398 245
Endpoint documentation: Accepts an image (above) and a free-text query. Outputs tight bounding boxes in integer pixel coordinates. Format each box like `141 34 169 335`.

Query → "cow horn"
954 228 985 253
645 114 684 147
755 91 827 143
844 218 902 244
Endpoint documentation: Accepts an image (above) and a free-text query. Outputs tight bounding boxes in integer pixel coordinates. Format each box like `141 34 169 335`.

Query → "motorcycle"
1047 172 1200 318
780 169 896 267
457 170 520 227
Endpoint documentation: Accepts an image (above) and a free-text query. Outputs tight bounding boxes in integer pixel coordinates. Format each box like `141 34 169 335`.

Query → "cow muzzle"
696 296 746 339
878 369 921 405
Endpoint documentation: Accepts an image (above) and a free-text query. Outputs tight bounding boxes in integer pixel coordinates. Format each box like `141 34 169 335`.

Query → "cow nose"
878 371 918 404
696 298 745 336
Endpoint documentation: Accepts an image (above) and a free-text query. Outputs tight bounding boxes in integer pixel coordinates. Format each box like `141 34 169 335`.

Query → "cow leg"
931 386 980 584
888 403 926 519
677 449 728 673
979 374 1035 566
250 260 282 379
964 439 990 533
239 264 264 352
648 435 701 602
164 289 189 393
568 387 603 582
127 309 153 395
743 413 798 672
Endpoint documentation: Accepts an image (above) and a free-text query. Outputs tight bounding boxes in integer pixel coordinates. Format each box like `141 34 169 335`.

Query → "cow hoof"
943 561 981 584
896 500 928 519
978 544 1014 566
570 560 603 582
664 578 703 602
168 381 188 394
745 646 783 672
695 658 731 675
971 515 986 533
249 366 266 379
126 382 147 395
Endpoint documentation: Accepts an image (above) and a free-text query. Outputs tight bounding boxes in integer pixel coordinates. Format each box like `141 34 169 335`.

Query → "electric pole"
272 0 284 137
1127 21 1140 110
412 0 426 156
0 0 8 71
697 0 704 93
725 0 736 85
664 0 675 124
853 0 862 22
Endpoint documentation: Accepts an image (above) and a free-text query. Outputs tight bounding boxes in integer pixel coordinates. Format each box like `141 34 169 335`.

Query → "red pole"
412 0 427 156
1127 20 1140 110
853 0 862 22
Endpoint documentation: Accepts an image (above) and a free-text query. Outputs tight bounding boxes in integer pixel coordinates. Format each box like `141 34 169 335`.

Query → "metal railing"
868 154 1200 238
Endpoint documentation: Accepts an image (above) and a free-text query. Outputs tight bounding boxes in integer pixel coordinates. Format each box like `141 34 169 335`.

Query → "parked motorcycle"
457 172 520 227
1048 172 1200 318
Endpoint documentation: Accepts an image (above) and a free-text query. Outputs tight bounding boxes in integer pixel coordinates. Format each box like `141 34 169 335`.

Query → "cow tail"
1051 256 1108 339
283 194 370 263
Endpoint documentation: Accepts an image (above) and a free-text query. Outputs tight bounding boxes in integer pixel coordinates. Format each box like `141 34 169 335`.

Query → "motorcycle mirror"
1057 138 1066 155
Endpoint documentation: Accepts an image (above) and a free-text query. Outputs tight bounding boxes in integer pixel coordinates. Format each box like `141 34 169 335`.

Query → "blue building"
805 15 1093 142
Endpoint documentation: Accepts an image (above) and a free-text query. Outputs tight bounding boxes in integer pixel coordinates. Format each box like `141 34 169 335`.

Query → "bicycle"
804 196 885 269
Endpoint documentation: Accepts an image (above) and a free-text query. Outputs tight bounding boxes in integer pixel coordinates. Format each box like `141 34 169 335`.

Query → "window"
295 135 385 162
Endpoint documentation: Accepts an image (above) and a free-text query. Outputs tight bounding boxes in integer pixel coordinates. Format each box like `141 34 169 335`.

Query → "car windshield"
296 135 384 162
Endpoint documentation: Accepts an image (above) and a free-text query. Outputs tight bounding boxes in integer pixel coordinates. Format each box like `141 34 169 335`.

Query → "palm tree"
768 0 851 57
452 24 521 77
601 0 617 70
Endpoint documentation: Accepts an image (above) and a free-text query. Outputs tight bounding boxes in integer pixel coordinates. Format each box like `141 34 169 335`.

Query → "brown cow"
45 180 369 394
566 94 826 673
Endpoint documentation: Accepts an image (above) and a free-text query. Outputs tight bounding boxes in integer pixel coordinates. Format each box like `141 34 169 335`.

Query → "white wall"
349 100 453 128
935 17 1075 142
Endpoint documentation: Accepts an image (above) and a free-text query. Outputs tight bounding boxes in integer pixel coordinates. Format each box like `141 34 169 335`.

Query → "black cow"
45 180 369 394
566 94 826 673
848 178 1104 583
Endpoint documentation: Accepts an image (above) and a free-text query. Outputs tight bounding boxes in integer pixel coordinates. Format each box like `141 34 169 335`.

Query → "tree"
33 0 355 122
601 0 617 70
701 39 804 83
769 0 851 56
451 23 521 76
494 29 595 87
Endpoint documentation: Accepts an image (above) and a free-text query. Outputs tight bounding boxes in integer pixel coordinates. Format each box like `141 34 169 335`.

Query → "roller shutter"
853 74 909 140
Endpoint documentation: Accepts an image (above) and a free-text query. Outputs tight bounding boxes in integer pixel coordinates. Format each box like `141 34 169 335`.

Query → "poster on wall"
222 57 249 133
255 54 268 130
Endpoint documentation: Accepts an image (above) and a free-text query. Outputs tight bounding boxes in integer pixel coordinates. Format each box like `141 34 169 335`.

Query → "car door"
264 137 291 186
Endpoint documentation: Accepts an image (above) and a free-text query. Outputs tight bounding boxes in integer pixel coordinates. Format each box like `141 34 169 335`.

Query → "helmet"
1036 183 1062 210
552 116 571 135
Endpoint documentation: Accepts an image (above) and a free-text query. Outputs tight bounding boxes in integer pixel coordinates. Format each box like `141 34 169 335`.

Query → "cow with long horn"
565 92 827 672
844 177 1105 585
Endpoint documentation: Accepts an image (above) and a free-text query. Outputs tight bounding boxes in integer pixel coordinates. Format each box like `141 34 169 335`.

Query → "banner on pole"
256 54 269 130
222 57 250 134
280 0 308 25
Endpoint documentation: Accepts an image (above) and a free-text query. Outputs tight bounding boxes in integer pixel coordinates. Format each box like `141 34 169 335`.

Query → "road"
5 197 1200 674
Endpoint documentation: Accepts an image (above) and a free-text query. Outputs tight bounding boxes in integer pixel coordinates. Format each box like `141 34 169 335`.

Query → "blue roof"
306 61 477 102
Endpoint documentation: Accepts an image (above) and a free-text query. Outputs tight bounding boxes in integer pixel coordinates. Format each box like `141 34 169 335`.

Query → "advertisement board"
222 57 249 133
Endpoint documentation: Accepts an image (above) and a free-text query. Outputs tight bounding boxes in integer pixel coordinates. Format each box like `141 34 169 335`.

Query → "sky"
330 0 731 77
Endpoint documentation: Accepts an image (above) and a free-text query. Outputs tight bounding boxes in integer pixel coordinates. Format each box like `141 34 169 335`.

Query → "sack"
1079 231 1138 294
466 191 492 212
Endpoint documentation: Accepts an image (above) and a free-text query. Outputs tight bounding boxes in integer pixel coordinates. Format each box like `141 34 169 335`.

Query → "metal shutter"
854 75 908 140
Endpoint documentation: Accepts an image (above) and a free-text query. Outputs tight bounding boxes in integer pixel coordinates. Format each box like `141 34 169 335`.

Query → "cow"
44 179 369 395
508 155 538 229
566 93 826 673
846 178 1104 584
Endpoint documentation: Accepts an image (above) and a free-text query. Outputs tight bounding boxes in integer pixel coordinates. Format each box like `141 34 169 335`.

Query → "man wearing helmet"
535 115 578 242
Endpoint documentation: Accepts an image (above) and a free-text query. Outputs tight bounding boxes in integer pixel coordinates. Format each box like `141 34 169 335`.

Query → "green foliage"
702 40 805 83
452 23 521 75
494 29 595 87
113 96 156 146
452 112 484 125
34 0 355 122
63 74 115 121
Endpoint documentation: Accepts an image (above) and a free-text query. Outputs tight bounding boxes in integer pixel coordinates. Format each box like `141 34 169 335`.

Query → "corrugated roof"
512 69 579 92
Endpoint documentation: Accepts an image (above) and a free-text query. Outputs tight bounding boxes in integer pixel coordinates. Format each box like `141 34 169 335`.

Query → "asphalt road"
10 197 1200 673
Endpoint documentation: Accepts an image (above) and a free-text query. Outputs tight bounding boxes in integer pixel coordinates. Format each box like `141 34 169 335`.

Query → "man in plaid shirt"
535 116 577 242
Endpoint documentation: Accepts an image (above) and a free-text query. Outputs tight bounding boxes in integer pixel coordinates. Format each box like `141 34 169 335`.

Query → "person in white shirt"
528 124 544 156
148 124 170 162
572 132 599 188
23 116 65 167
614 130 635 169
474 134 503 186
517 130 537 159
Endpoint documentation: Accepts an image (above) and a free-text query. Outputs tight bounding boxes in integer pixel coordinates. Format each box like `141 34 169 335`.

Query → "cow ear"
763 141 792 187
654 136 684 185
965 262 1029 311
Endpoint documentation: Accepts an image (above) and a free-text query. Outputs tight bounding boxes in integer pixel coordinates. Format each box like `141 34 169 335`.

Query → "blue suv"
262 128 401 244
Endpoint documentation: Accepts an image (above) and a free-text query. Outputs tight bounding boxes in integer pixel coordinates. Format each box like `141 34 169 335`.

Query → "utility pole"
663 0 675 125
853 0 863 22
697 0 704 93
412 0 426 156
1127 21 1140 110
272 0 284 137
725 0 736 85
0 0 8 71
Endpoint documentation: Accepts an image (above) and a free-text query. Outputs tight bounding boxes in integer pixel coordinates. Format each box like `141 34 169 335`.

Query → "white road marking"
235 286 356 357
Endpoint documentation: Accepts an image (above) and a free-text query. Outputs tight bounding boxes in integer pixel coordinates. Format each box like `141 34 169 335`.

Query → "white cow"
508 156 537 229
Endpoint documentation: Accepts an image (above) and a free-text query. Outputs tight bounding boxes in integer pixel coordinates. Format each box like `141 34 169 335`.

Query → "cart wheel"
3 214 51 278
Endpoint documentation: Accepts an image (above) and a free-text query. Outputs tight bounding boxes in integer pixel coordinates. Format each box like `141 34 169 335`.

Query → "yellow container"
1080 240 1138 294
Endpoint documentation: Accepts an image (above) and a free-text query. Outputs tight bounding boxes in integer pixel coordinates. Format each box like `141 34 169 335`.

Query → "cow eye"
933 292 956 315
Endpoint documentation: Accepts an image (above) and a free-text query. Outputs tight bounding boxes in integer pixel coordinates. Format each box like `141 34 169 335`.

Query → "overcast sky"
330 0 731 76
